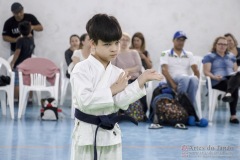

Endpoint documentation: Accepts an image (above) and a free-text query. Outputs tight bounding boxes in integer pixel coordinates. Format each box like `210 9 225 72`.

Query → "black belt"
75 108 138 160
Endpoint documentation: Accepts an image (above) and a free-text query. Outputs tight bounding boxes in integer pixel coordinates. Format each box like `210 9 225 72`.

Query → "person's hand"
72 56 80 64
137 69 164 88
111 72 131 95
139 52 147 59
15 36 21 42
213 75 222 81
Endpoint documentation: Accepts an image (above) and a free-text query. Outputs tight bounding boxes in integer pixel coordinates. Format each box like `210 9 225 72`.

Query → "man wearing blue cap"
2 2 43 54
160 31 199 106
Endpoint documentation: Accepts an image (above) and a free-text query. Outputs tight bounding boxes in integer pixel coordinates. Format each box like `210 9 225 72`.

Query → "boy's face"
92 39 120 64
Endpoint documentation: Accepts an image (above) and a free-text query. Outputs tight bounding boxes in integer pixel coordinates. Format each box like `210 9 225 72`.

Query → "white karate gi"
70 55 146 160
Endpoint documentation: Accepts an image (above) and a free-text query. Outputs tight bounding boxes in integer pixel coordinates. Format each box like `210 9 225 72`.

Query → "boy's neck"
92 54 110 69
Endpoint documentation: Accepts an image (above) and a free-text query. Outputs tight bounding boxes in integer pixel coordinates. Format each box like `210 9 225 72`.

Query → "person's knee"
190 76 199 87
177 76 191 85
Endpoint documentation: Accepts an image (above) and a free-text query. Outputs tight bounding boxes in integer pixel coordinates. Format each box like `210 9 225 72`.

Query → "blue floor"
0 101 240 160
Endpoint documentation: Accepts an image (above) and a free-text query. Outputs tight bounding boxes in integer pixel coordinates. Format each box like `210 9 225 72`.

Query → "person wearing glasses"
203 36 240 124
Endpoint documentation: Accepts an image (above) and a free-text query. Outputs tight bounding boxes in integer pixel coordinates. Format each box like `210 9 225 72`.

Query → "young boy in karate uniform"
70 13 164 160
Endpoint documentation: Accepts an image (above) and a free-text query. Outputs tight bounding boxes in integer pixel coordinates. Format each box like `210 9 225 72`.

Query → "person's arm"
31 24 43 31
71 50 81 65
2 20 20 43
29 14 43 31
65 50 72 66
233 63 238 72
72 56 80 65
2 35 20 43
191 64 200 79
203 63 222 81
162 64 177 91
10 49 21 69
140 51 152 69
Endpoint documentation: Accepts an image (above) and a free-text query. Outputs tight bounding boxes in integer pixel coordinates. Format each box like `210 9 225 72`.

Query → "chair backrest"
18 57 59 86
0 57 12 76
30 73 47 87
60 61 67 79
194 55 205 79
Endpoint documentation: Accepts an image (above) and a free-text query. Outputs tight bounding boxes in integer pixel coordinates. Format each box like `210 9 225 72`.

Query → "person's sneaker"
222 93 234 102
230 118 239 124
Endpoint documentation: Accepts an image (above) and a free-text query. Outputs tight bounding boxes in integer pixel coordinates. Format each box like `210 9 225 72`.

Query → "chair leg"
22 92 29 115
196 86 202 119
60 81 69 105
209 91 218 122
0 92 7 116
7 90 14 119
208 90 213 122
36 91 41 106
18 89 28 118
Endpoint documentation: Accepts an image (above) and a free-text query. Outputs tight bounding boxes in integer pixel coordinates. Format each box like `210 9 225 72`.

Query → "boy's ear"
90 39 96 48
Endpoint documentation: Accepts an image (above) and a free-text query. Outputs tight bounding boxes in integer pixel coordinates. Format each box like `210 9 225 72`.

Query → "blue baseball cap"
173 31 187 39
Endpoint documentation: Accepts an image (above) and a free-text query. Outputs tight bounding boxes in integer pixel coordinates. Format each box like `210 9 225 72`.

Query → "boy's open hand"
138 69 164 88
110 72 131 96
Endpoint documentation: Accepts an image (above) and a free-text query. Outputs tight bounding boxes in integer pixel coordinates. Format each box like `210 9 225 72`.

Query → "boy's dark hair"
86 14 122 44
18 21 31 36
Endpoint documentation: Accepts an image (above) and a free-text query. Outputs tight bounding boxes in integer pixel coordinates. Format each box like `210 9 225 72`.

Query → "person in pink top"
112 32 148 118
112 32 142 80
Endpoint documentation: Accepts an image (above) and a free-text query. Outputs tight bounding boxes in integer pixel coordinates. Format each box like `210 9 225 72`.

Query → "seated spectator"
112 32 148 116
131 32 152 69
203 36 240 124
161 31 199 106
112 32 142 80
10 21 35 99
68 33 91 74
64 34 80 78
224 33 240 66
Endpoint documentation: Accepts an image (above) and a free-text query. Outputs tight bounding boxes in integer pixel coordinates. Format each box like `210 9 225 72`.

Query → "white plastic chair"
18 58 60 118
60 62 70 106
206 76 227 122
60 62 74 119
141 67 154 110
0 57 15 119
194 55 205 119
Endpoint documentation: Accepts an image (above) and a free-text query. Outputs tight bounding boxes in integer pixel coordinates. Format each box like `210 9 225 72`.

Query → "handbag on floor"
152 93 189 126
125 100 146 122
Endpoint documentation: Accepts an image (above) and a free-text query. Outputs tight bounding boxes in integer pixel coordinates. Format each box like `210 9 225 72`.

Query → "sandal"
222 93 234 103
148 123 163 129
230 118 239 124
174 123 188 130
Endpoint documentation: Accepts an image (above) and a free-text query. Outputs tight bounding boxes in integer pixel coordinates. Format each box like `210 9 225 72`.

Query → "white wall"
1 0 240 70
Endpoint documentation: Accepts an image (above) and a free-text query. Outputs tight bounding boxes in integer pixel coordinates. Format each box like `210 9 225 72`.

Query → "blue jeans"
173 75 199 105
